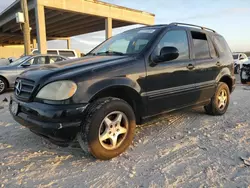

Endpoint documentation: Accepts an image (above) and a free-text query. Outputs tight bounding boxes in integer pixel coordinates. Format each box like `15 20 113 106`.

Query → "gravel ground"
1 76 250 188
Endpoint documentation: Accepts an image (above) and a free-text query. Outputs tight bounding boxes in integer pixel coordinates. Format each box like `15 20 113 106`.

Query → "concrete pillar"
35 2 47 54
21 0 31 55
67 38 71 49
105 17 112 39
32 38 37 49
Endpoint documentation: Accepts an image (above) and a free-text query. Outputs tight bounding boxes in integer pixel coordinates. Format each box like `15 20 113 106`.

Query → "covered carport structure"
0 0 155 54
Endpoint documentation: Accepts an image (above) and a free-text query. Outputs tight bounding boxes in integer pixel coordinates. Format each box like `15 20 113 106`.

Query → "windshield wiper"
96 51 125 56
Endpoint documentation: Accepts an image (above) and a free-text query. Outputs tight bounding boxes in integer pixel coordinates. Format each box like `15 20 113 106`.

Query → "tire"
204 82 230 116
77 97 136 160
240 69 247 84
235 65 240 74
0 77 7 94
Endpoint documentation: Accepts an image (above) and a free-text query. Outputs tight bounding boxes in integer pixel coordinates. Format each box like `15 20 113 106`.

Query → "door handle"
216 62 221 66
187 64 195 70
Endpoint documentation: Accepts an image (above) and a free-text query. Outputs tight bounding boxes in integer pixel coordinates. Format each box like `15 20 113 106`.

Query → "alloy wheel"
217 89 227 110
99 111 128 150
0 80 5 93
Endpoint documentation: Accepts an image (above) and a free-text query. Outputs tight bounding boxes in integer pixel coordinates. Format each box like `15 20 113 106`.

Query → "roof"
0 0 155 45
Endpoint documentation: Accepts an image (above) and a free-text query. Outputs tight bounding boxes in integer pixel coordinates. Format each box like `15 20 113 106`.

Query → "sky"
0 0 250 53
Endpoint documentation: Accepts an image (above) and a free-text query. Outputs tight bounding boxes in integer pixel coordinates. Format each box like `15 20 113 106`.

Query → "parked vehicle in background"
240 59 250 84
0 54 67 94
32 49 78 59
0 58 10 66
10 23 235 160
233 53 248 74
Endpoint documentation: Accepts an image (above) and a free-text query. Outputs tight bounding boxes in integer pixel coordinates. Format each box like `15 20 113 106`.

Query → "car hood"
19 55 134 83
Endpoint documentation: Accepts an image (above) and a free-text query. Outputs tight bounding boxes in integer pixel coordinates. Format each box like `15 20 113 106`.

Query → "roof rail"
169 22 216 33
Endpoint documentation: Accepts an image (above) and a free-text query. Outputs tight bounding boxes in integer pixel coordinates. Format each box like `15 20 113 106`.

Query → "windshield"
233 54 238 60
9 56 31 66
89 28 160 56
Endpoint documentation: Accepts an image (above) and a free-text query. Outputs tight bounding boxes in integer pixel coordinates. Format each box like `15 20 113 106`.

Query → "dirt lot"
1 77 250 188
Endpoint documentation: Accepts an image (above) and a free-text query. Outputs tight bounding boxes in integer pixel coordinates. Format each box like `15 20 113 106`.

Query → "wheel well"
90 86 144 124
219 76 232 92
0 76 9 88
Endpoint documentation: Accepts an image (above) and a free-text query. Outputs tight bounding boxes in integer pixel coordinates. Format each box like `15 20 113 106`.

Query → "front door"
146 29 198 116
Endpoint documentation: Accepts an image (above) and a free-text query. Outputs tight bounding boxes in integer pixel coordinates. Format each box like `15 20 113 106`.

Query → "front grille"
15 78 35 101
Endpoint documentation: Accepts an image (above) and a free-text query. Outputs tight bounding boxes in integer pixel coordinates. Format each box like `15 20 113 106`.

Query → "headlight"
36 81 77 100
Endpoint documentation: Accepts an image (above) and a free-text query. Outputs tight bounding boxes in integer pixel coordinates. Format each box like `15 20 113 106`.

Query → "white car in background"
31 49 78 59
240 58 250 84
233 53 248 74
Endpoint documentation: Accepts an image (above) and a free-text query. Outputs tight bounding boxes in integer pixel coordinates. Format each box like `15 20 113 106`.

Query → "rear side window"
49 56 66 64
59 51 75 57
191 31 210 59
213 36 232 56
47 50 58 55
208 38 217 58
33 56 47 65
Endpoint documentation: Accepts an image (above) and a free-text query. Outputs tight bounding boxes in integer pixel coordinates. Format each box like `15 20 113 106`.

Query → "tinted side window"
191 31 210 59
208 38 217 58
47 50 58 55
59 51 75 57
33 56 46 65
155 30 189 60
213 36 232 56
49 56 65 63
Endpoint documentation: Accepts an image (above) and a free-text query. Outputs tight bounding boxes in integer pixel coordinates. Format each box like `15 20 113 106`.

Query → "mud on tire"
77 97 136 160
204 82 230 116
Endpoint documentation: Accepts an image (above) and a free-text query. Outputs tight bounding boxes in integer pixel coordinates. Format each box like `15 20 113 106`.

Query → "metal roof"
0 0 155 45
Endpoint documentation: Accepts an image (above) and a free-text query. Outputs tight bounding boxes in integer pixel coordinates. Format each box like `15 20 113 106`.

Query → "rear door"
190 31 218 102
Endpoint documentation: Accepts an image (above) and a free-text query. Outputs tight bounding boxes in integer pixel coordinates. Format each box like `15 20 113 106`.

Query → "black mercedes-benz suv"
10 23 235 160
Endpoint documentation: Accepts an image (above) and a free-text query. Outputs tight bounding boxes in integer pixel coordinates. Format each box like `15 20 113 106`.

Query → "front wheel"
0 78 7 94
77 97 136 160
204 82 230 116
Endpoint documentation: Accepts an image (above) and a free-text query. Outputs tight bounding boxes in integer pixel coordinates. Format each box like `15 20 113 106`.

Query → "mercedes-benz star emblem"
15 80 22 95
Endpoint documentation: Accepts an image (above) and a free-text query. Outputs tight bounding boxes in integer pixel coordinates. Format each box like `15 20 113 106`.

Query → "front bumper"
9 95 88 142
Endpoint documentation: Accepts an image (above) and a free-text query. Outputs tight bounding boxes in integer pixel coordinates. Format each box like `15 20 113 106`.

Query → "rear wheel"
204 82 230 115
77 97 136 160
0 78 7 94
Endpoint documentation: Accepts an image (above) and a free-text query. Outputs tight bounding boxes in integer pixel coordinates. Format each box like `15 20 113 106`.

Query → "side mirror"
21 61 31 67
154 47 179 63
240 57 244 60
